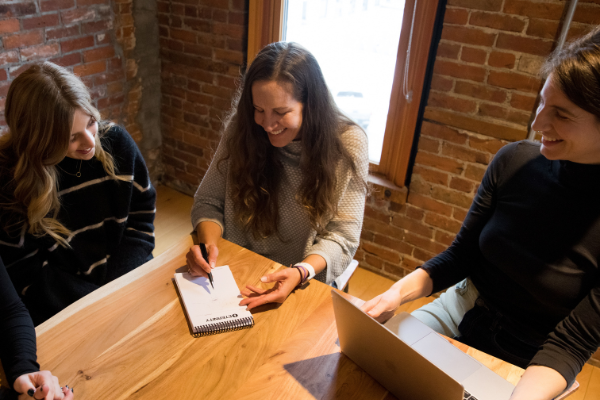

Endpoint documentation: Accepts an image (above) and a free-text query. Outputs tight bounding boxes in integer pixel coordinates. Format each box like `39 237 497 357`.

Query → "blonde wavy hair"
0 62 118 246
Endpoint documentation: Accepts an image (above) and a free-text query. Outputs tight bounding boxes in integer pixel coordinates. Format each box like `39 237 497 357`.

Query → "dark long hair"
541 26 600 119
221 41 360 239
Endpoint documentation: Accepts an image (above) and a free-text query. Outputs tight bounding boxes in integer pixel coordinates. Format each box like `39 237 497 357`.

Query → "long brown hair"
221 42 362 239
541 26 600 119
0 62 117 246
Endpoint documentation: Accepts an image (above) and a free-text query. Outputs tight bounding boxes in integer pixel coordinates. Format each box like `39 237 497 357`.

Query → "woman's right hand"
361 287 402 322
13 371 74 400
186 243 218 278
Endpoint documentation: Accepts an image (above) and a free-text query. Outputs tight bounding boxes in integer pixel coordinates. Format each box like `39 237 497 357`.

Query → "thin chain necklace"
58 159 83 178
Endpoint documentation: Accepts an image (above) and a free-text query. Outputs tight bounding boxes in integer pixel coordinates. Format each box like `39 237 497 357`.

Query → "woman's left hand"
239 268 302 310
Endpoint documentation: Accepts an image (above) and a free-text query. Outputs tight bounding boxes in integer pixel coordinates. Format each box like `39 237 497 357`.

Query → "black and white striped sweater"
0 126 156 326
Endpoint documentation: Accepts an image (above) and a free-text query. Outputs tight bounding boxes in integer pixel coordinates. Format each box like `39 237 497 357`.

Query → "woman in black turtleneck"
363 27 600 400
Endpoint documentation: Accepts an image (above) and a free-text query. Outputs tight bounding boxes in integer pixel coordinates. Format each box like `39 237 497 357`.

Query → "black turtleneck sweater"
422 141 600 385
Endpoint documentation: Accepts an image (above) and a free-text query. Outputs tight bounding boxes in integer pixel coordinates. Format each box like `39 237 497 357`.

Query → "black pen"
199 242 215 289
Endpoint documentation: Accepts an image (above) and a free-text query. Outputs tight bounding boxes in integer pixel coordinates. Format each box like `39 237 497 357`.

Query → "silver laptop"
331 290 515 400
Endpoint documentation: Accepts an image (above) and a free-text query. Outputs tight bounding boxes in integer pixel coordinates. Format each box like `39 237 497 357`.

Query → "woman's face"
531 74 600 164
252 80 303 148
66 108 97 160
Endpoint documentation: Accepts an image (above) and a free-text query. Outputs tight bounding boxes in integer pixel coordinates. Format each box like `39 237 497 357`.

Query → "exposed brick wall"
356 0 600 281
158 0 247 195
0 0 162 180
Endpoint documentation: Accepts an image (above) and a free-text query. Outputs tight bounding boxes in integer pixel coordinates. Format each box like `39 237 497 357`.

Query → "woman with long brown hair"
186 42 369 309
0 62 156 326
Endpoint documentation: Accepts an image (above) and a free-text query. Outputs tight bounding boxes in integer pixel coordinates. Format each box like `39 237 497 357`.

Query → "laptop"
331 290 515 400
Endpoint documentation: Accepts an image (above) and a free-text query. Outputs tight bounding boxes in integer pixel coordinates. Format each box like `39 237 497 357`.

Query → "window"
248 0 440 187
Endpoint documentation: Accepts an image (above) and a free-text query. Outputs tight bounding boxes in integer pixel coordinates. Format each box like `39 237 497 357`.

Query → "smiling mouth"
77 148 93 154
269 128 285 135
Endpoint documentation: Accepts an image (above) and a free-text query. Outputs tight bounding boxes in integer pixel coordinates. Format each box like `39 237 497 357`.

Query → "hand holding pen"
186 235 217 288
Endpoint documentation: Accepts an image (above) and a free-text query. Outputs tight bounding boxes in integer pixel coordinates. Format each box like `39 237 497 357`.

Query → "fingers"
240 285 268 297
62 386 74 400
241 291 283 310
185 246 210 277
260 271 286 283
206 244 219 270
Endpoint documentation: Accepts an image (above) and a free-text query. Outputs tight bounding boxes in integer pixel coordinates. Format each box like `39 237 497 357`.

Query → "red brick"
83 46 115 62
0 51 19 65
449 176 474 193
469 137 505 154
435 230 456 246
408 193 452 217
0 2 37 17
527 19 559 40
461 47 487 64
372 234 415 255
479 103 530 125
3 30 43 49
8 64 32 79
447 0 502 11
431 185 474 209
510 93 537 111
185 18 210 33
74 61 106 77
50 52 81 67
487 70 541 92
428 92 477 113
437 42 460 59
496 33 554 57
47 25 80 40
469 11 525 32
41 0 75 12
488 51 515 69
20 43 60 62
503 0 565 20
170 28 196 43
417 136 441 153
423 108 528 142
412 165 449 186
430 75 454 92
425 213 463 233
231 0 245 11
391 216 434 238
61 35 95 53
184 43 211 57
78 0 109 4
454 81 506 103
363 218 405 239
415 152 464 174
464 164 487 181
0 18 20 33
441 25 496 47
406 205 425 221
212 22 245 39
404 232 447 255
573 4 600 24
444 8 469 24
420 120 468 145
453 207 469 222
229 11 245 26
0 81 10 97
364 206 391 224
0 69 7 81
434 60 486 82
22 13 60 30
61 8 96 25
442 142 490 164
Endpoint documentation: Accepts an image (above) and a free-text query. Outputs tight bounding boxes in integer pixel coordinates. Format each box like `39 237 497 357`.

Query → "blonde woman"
0 62 156 326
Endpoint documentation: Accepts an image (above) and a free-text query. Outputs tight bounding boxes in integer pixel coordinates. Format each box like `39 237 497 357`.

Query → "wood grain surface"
29 237 525 399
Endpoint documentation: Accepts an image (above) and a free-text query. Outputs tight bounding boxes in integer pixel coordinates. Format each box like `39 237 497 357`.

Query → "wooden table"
28 237 523 399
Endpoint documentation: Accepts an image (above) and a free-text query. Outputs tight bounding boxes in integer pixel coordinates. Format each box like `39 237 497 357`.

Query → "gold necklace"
58 160 82 178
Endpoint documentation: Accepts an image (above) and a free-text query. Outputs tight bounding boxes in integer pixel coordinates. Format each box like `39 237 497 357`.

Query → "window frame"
247 0 440 188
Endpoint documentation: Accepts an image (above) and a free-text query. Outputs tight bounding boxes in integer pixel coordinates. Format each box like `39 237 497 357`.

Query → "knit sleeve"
530 286 600 386
421 142 518 294
307 126 369 284
190 134 229 235
103 126 156 281
0 257 39 388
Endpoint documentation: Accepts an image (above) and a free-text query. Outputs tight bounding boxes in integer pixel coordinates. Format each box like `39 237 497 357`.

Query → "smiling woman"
0 62 156 326
187 42 369 310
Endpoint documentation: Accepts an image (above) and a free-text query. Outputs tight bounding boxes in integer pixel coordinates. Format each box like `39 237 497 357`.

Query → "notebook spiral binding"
193 316 254 338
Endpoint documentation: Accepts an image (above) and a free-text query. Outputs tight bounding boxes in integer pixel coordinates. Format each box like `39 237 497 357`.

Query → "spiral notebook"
174 265 254 337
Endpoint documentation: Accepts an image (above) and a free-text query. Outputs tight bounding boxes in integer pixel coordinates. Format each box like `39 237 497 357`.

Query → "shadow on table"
283 353 397 399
